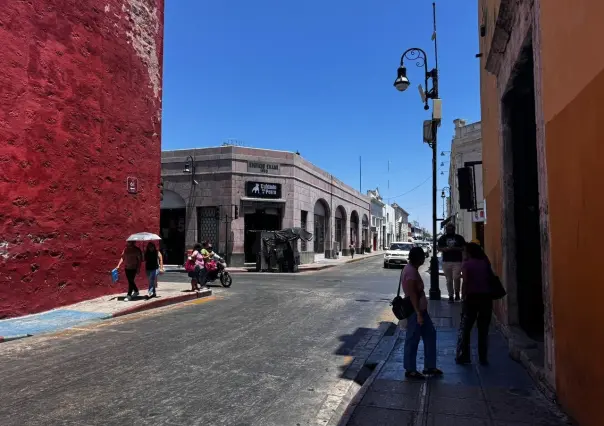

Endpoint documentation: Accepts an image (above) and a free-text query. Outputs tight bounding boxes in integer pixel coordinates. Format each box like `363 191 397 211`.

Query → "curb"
0 334 31 343
326 322 400 426
111 289 212 318
166 253 384 274
0 290 213 344
335 360 387 426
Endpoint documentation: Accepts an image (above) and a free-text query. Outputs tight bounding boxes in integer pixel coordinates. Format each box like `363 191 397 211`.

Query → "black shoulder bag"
489 267 507 300
391 269 415 320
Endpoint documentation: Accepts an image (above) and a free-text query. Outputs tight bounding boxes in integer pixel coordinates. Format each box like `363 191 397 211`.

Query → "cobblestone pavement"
347 301 573 426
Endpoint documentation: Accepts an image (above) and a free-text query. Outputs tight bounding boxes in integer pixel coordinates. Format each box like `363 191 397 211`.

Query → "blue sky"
161 0 480 229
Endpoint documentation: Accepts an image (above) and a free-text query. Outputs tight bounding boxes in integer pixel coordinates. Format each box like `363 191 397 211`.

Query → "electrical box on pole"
432 98 442 123
423 120 434 144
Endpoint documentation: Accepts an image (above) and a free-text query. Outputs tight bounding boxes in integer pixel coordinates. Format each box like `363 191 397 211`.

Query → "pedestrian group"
397 223 501 380
116 241 164 301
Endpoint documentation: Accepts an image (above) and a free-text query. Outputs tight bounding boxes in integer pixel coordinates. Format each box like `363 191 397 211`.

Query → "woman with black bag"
455 242 495 365
399 247 443 379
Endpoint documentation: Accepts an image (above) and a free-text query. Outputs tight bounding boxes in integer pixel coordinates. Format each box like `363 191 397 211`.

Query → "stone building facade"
391 203 410 242
367 189 385 251
479 0 604 424
0 0 165 318
446 119 484 244
160 147 370 267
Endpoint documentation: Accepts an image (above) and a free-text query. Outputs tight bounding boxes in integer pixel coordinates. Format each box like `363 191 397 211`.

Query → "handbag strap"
396 268 404 297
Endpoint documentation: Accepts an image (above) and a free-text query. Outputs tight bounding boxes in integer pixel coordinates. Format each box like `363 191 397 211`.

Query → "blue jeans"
404 310 437 372
146 269 159 296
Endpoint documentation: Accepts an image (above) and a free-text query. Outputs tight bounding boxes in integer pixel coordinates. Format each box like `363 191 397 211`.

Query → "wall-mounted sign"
245 181 282 199
472 208 486 223
247 161 280 175
127 177 138 194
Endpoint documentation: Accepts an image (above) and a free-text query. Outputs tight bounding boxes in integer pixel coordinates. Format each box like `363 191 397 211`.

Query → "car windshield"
390 243 412 251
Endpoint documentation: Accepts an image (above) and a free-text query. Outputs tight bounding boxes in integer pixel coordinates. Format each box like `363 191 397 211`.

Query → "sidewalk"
165 250 384 273
0 281 211 343
342 301 573 426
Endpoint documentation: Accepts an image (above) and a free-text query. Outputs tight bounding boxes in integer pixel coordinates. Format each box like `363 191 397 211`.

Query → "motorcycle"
205 253 233 288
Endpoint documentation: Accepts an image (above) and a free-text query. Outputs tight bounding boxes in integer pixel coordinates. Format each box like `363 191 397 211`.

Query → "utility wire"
390 175 431 199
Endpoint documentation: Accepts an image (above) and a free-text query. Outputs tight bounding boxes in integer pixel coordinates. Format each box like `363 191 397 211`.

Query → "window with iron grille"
197 207 219 246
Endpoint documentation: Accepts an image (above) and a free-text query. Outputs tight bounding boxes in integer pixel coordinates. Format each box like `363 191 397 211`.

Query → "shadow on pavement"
333 301 575 426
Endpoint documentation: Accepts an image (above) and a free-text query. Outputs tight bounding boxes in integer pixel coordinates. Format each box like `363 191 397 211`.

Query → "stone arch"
362 214 369 250
313 199 331 254
334 205 348 253
160 189 186 210
350 210 360 248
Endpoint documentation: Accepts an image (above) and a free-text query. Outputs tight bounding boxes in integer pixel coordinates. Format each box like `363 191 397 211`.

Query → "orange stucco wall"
539 2 604 424
478 0 506 320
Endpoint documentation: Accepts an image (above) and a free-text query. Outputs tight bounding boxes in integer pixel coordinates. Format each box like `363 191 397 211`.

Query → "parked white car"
383 242 414 268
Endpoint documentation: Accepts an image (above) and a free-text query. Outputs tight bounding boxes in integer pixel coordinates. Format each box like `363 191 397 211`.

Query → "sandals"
422 368 444 376
405 371 425 380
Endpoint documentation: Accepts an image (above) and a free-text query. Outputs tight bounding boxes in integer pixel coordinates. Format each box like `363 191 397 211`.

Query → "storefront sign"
247 161 280 175
127 177 138 194
245 181 282 199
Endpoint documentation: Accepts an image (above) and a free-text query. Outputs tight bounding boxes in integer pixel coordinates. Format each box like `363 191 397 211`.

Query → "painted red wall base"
0 0 165 318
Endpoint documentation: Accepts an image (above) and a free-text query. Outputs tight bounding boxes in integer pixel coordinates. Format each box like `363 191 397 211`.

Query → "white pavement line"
413 381 429 426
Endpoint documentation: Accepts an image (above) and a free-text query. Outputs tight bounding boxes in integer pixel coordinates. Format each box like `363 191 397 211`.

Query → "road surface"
0 257 446 426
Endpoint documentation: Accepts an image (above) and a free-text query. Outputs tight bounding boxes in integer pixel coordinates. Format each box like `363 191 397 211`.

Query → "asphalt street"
0 257 447 426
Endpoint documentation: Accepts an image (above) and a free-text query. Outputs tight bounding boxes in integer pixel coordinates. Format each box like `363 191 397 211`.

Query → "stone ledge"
493 315 557 402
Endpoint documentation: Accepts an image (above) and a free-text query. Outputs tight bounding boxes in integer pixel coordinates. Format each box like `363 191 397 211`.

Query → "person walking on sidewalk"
438 223 466 303
402 246 443 379
144 242 164 298
116 241 143 301
349 242 355 259
456 242 493 365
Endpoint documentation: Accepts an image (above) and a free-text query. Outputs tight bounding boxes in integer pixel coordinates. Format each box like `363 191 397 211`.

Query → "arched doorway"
362 214 369 252
160 190 187 265
313 199 330 254
350 210 359 248
334 206 347 254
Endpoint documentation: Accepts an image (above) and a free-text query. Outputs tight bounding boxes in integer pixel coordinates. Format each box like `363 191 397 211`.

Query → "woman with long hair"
456 242 493 365
144 242 164 298
402 246 443 379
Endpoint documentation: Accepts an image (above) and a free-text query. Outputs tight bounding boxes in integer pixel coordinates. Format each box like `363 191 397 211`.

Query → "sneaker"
455 293 460 301
133 291 140 297
200 286 210 291
124 296 131 301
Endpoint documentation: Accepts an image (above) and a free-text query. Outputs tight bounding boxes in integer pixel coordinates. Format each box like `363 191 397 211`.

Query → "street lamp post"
393 2 441 300
183 155 198 185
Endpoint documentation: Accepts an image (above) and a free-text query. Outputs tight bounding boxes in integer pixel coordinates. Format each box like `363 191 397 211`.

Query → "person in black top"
144 242 164 298
437 223 466 303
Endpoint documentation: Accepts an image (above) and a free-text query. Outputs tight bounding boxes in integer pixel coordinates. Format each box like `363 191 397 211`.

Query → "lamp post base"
428 256 441 300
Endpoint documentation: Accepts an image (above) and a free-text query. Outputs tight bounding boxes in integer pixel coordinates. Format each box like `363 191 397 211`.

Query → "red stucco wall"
0 0 165 318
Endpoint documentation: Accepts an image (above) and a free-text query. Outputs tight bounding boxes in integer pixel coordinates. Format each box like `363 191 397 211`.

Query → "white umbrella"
126 232 162 242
